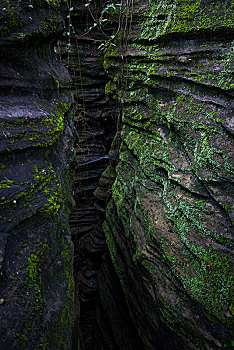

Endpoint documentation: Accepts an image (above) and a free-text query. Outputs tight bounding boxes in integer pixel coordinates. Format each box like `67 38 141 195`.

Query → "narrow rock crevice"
68 1 233 349
0 1 233 350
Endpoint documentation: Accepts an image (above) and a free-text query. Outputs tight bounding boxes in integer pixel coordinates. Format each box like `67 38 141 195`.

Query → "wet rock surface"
0 1 75 349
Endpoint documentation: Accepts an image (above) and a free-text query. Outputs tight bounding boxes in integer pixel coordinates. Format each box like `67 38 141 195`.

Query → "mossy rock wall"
0 1 75 349
100 0 234 349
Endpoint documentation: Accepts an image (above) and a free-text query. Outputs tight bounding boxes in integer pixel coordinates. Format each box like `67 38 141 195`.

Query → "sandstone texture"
97 0 234 349
0 1 75 349
0 1 233 349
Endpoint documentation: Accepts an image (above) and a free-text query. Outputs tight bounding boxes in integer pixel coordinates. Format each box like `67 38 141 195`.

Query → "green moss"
141 0 233 40
0 180 15 189
0 161 65 227
16 241 49 346
44 0 60 6
0 100 72 151
49 237 74 349
0 1 20 37
229 301 234 316
102 0 233 347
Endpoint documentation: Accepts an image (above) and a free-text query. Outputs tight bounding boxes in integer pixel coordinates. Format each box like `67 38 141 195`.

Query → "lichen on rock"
0 1 75 349
98 0 234 349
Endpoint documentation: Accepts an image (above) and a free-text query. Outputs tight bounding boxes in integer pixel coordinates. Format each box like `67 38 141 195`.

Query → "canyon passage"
0 1 233 349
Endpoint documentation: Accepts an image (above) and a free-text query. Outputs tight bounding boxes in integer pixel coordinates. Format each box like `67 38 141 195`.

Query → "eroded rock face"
57 1 117 348
97 0 234 349
1 1 233 349
0 1 75 349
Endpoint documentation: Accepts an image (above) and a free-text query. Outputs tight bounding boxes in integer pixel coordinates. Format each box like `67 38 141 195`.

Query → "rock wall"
0 1 75 349
0 1 233 349
97 0 234 349
57 1 117 348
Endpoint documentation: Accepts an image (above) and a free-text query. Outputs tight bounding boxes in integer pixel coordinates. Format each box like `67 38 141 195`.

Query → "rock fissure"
0 1 233 349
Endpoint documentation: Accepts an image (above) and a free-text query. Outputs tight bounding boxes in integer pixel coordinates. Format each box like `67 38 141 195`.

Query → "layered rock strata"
97 0 234 349
58 1 117 348
0 1 233 349
0 1 75 349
